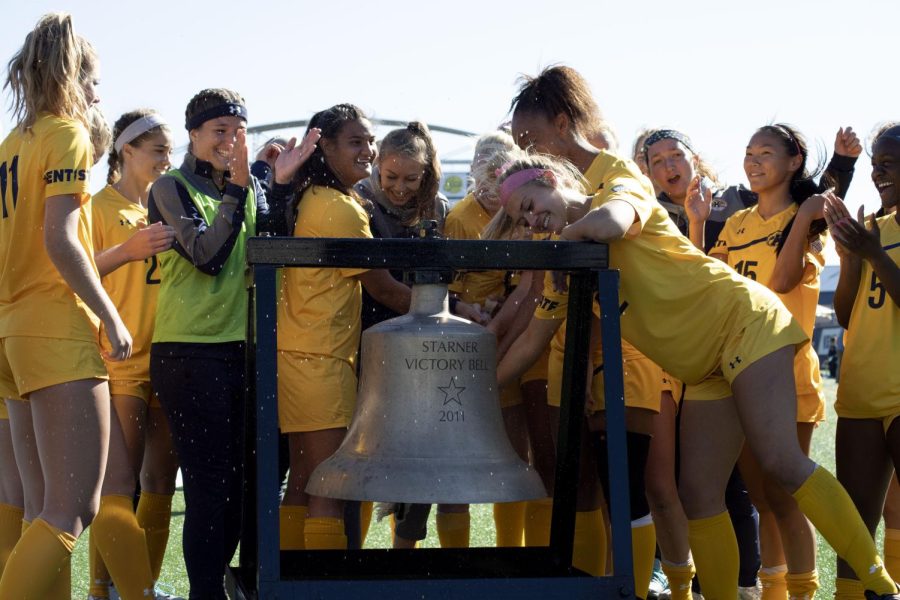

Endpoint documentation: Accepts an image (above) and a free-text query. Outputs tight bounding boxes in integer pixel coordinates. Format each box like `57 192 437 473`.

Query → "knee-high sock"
834 577 865 600
885 528 900 582
280 505 307 550
792 466 895 594
0 518 75 598
88 528 111 598
759 564 787 600
437 512 470 548
688 511 738 600
785 569 819 600
0 503 23 577
22 520 70 600
662 560 696 600
92 494 155 599
304 517 347 550
359 501 374 545
135 491 173 581
525 499 552 547
573 509 607 576
494 502 525 547
631 517 657 600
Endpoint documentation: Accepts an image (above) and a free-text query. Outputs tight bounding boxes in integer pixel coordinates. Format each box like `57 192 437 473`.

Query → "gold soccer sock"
0 503 23 576
437 511 471 548
688 511 738 600
359 501 374 545
493 502 526 547
23 519 71 600
92 494 154 599
661 560 696 600
573 508 607 576
834 577 865 600
88 529 111 598
0 518 75 599
525 499 552 547
280 505 307 550
792 467 895 594
135 491 173 581
785 569 819 600
304 517 347 550
885 529 900 581
632 518 657 600
759 564 787 600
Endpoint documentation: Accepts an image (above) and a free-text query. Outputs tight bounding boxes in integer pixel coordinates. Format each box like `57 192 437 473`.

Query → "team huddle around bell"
0 11 899 600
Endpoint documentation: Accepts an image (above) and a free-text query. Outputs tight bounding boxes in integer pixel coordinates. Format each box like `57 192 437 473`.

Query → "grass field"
69 375 865 598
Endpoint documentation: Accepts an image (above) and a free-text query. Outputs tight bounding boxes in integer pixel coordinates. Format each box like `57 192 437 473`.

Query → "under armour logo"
729 356 742 370
119 218 132 226
737 228 745 235
228 105 239 115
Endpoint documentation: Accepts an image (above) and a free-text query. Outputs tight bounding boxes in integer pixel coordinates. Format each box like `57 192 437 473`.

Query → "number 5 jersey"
836 213 900 419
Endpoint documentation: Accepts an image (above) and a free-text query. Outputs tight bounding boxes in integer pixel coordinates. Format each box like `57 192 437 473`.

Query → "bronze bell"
306 278 547 504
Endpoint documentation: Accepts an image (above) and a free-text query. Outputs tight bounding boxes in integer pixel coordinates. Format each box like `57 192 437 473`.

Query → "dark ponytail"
757 124 827 254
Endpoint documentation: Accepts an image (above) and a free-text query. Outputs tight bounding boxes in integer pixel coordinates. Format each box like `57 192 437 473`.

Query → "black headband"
185 102 247 131
642 129 694 159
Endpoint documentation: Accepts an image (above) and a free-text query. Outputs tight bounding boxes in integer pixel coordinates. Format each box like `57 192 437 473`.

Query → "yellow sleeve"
535 270 569 321
321 198 372 278
42 120 92 203
594 160 656 238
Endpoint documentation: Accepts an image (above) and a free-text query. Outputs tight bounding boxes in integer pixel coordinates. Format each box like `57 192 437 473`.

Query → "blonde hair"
87 106 111 166
482 153 584 241
5 13 98 132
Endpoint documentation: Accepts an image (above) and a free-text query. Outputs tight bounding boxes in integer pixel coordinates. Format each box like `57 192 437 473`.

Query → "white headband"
114 115 167 153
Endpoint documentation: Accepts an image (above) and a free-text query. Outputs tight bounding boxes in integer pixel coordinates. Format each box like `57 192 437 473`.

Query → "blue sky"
2 0 897 262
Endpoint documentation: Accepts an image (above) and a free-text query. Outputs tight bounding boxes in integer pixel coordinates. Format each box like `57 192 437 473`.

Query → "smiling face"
189 116 246 172
646 138 696 201
321 118 376 188
124 129 173 187
743 130 802 194
378 152 425 206
502 181 568 235
871 134 900 212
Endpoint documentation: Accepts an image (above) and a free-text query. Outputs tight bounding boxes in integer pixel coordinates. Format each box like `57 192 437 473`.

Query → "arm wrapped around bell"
306 270 546 504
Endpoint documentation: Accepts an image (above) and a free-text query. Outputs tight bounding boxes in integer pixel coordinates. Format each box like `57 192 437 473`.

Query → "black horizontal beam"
247 238 608 271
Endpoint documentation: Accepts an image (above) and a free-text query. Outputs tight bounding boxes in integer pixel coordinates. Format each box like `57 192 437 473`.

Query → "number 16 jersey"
92 185 159 382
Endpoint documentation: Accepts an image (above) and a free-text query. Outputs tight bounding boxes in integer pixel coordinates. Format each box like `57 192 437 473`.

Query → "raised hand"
274 128 322 185
228 128 251 188
830 204 883 261
256 139 286 167
684 176 712 224
834 126 862 158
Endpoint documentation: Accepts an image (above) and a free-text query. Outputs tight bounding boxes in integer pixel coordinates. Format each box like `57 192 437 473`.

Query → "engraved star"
438 378 465 406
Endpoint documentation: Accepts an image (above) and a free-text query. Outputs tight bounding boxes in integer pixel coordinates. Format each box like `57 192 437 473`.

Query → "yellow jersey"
92 185 159 381
835 214 900 418
714 204 825 399
536 152 651 362
277 186 372 362
582 152 798 385
445 192 514 303
0 113 99 341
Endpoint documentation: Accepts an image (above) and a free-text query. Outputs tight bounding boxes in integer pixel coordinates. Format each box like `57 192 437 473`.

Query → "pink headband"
499 168 555 206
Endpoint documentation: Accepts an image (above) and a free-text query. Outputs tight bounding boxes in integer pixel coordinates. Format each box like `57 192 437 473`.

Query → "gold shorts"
685 304 807 403
662 371 683 405
109 380 160 407
548 346 661 413
278 351 356 433
0 336 107 399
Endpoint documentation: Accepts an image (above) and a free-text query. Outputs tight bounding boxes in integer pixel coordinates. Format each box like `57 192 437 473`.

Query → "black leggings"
151 342 246 600
590 430 652 521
